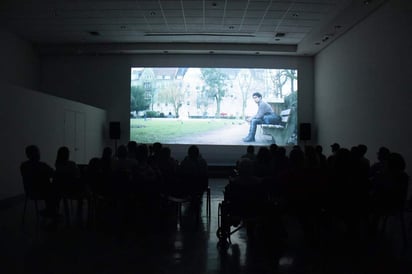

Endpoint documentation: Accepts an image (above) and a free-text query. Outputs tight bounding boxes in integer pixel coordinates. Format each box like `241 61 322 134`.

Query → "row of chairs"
216 176 411 250
22 166 211 230
22 167 94 228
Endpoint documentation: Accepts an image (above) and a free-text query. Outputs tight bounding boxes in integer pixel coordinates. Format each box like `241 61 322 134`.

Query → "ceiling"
0 0 387 56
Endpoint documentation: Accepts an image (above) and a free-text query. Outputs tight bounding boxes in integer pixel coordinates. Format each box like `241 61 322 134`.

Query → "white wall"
314 0 412 173
0 84 107 200
0 28 39 89
0 28 107 200
40 54 314 164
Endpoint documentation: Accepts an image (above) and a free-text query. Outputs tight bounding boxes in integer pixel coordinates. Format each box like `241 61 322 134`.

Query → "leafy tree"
284 90 297 110
270 69 297 98
130 85 148 111
282 69 297 94
270 70 288 98
197 88 211 116
237 69 253 119
157 80 184 117
140 68 156 110
200 68 228 117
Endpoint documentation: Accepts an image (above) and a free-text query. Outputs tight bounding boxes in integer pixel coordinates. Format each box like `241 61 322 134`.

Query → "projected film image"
130 67 298 146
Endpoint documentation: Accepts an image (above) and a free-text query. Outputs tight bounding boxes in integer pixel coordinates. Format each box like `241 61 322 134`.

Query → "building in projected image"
131 67 297 120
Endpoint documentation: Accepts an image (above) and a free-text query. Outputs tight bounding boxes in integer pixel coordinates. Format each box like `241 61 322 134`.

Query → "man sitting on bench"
243 92 280 142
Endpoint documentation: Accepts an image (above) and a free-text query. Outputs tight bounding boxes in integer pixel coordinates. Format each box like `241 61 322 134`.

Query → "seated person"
243 92 280 142
53 146 84 221
235 145 256 175
178 145 208 196
157 146 179 193
225 158 264 215
54 146 81 195
368 152 409 238
225 158 266 234
134 143 160 195
111 145 138 176
370 152 409 212
20 145 58 218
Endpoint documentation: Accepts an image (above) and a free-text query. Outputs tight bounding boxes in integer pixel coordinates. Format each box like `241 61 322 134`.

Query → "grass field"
130 118 235 143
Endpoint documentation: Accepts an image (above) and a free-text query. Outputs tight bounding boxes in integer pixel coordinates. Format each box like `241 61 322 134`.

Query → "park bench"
261 108 291 144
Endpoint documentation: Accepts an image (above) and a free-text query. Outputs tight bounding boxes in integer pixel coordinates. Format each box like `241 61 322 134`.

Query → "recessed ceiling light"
322 36 329 42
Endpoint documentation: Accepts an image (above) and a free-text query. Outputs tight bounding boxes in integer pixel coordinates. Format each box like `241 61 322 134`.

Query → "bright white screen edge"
130 67 298 146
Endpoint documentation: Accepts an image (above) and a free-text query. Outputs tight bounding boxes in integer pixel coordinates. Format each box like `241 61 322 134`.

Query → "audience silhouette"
20 145 59 221
53 146 85 224
178 145 209 197
18 140 411 258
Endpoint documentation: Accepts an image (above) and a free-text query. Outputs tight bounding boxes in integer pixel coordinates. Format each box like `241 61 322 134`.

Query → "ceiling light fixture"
145 32 255 37
40 43 298 55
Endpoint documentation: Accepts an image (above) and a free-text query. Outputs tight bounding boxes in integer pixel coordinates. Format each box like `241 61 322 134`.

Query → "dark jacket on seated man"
20 145 58 216
21 150 54 195
225 158 265 215
54 146 82 196
243 92 281 142
178 145 208 196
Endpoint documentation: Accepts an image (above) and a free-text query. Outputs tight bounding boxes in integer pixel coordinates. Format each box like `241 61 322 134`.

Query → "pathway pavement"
176 120 274 146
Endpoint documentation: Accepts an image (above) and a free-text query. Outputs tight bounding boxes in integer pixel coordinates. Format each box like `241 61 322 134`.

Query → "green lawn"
130 118 234 143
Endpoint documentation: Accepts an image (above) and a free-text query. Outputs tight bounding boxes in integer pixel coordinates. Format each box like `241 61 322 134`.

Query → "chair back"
21 172 49 200
53 170 84 198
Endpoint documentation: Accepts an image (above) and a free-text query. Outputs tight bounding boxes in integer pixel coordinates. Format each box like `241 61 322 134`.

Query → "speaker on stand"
109 121 121 154
299 123 311 145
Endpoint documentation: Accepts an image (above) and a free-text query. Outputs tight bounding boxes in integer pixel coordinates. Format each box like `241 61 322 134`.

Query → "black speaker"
109 122 121 139
299 123 311 141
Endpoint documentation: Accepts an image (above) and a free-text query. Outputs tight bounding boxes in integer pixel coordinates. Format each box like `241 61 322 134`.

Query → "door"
64 110 86 164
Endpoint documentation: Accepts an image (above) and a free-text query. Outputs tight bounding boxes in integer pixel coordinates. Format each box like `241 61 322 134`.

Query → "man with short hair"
20 145 58 219
327 142 340 168
243 92 280 142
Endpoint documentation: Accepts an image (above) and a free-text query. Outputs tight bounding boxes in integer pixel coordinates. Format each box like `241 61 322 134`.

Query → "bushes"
145 110 160 118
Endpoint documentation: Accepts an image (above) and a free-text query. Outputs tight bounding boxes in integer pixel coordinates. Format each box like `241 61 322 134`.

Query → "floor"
2 178 412 274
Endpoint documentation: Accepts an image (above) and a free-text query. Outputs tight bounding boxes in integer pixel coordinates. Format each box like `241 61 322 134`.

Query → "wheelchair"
216 180 275 245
